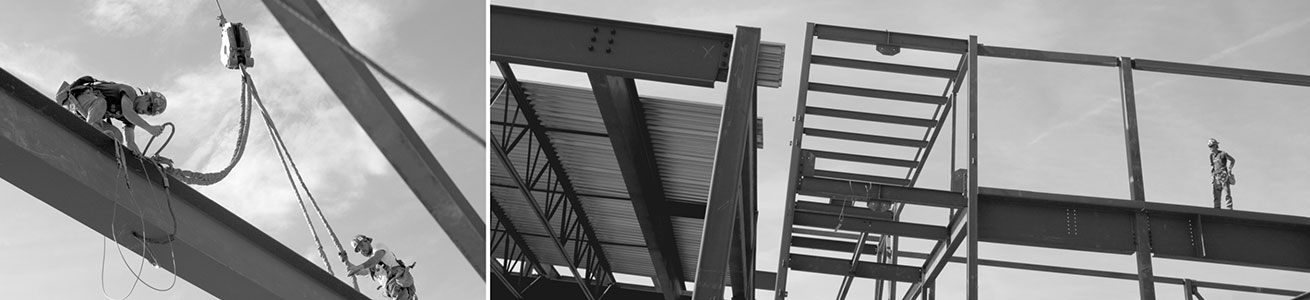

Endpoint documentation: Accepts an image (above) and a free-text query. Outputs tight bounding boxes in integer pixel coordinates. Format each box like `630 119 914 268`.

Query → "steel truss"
490 64 617 300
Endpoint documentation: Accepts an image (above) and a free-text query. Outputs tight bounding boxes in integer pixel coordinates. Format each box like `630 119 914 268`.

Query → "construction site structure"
0 0 485 299
487 5 1310 300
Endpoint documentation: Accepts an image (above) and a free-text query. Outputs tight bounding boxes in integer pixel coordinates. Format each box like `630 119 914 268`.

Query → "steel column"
261 0 485 277
0 68 365 300
693 26 761 300
965 35 980 300
589 74 686 300
1120 56 1157 300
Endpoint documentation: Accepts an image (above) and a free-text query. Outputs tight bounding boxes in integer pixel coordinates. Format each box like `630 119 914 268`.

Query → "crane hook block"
220 21 254 69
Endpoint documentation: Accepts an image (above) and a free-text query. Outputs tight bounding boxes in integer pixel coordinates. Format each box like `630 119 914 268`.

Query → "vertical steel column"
1120 56 1157 300
774 22 819 300
693 25 761 300
965 35 980 300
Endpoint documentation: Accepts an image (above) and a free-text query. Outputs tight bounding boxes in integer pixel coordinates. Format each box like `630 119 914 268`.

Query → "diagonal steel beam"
261 0 485 278
774 23 820 300
0 68 366 299
693 26 761 300
496 62 616 299
589 74 687 300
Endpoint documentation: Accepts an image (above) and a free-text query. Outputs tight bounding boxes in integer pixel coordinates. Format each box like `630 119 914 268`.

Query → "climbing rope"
151 74 254 186
243 66 360 290
101 140 180 300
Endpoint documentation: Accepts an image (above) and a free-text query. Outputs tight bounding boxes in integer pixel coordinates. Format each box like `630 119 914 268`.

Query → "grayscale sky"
490 0 1310 299
0 0 484 299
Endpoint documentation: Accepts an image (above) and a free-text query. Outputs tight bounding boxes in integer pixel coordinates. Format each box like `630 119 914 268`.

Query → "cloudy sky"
490 0 1310 299
0 0 484 299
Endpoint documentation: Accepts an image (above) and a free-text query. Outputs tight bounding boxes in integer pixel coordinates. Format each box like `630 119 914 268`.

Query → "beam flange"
0 68 365 300
787 254 922 282
262 0 485 278
490 5 733 87
978 187 1310 272
797 177 966 208
1132 59 1310 87
590 74 686 300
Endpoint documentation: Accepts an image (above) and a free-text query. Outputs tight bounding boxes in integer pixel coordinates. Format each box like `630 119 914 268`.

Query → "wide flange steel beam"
693 26 761 300
787 254 922 283
261 0 485 278
491 5 732 87
797 177 966 208
895 251 1306 297
0 69 366 299
1132 59 1310 87
590 73 686 300
978 187 1310 272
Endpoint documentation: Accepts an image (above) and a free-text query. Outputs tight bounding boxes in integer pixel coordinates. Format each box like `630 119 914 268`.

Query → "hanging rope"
151 74 254 186
101 139 180 300
243 66 360 290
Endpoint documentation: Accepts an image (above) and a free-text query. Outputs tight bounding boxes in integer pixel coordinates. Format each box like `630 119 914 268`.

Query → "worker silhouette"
344 235 417 300
1208 138 1237 209
55 76 168 153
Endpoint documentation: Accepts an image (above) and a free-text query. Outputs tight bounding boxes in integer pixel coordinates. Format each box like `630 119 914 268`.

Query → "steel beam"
965 35 980 300
977 45 1120 67
792 208 947 240
774 23 820 300
1119 56 1157 300
805 106 938 128
978 187 1310 272
812 24 968 54
261 0 485 278
810 55 959 78
490 5 732 87
0 68 366 299
1132 59 1310 87
787 254 922 282
589 74 686 300
808 82 948 105
797 177 966 208
693 26 760 300
894 251 1306 297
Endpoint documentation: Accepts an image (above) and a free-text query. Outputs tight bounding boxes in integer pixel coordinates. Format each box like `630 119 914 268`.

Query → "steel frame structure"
0 68 366 299
490 5 767 300
773 23 1310 300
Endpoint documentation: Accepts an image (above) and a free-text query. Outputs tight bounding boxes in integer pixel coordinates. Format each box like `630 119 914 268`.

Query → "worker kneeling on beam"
54 76 167 153
345 235 417 300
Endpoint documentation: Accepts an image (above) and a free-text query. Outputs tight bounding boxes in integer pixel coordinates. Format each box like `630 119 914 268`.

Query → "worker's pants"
1212 184 1232 209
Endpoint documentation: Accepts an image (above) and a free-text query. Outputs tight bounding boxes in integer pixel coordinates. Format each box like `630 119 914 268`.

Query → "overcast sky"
490 1 1310 299
0 0 484 299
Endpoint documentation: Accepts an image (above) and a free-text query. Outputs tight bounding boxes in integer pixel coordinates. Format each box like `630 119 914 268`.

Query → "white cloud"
0 42 88 94
84 0 203 36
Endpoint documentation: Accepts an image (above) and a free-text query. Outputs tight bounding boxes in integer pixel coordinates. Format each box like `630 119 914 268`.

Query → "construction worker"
1208 138 1237 209
55 76 167 153
344 235 416 300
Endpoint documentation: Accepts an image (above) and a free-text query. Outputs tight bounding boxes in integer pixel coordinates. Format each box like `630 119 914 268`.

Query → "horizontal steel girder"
262 0 486 278
797 177 967 208
491 5 732 87
787 254 922 282
978 187 1310 272
0 68 366 299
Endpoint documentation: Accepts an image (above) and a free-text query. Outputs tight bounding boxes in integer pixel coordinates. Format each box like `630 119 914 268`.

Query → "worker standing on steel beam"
54 76 167 153
344 235 417 300
1208 138 1237 209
